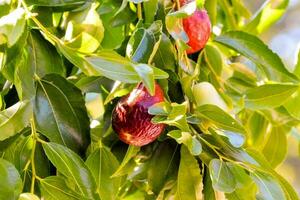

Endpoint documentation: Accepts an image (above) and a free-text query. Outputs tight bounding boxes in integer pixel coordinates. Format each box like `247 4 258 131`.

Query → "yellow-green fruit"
192 82 228 110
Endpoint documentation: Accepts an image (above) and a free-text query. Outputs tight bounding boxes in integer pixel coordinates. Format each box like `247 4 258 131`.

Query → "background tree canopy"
0 0 300 199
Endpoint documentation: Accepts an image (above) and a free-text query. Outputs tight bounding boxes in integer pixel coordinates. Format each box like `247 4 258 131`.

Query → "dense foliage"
0 0 299 199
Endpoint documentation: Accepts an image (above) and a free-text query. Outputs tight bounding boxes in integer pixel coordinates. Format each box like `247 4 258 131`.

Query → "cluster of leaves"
0 0 299 199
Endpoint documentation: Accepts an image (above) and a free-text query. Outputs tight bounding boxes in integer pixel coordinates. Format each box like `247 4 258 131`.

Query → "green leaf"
42 142 98 200
293 50 300 78
15 30 65 100
133 64 155 95
262 126 287 168
34 74 90 154
2 134 32 172
204 44 223 76
244 0 288 34
112 145 140 177
204 0 217 25
166 11 188 42
98 1 125 49
192 82 228 110
196 104 245 134
147 141 179 194
63 4 104 53
168 130 202 155
226 163 252 188
143 0 159 23
0 101 32 141
25 0 86 7
152 33 176 72
250 171 286 200
152 102 190 132
244 83 299 110
215 31 298 82
0 158 22 200
85 50 168 84
126 21 162 63
0 8 26 47
284 87 300 119
209 159 236 193
247 112 268 146
86 147 121 200
202 167 216 200
176 146 202 200
40 176 82 200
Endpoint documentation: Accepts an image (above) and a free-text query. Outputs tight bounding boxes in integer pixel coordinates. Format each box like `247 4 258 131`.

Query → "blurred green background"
246 0 300 194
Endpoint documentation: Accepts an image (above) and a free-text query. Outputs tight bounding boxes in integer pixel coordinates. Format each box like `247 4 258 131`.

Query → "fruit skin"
179 0 211 54
112 83 165 146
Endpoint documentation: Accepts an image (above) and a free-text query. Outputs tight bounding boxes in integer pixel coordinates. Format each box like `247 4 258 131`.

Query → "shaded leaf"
86 147 121 200
40 176 82 200
176 146 202 200
42 142 98 200
34 74 90 154
112 145 140 177
0 158 22 200
0 101 32 141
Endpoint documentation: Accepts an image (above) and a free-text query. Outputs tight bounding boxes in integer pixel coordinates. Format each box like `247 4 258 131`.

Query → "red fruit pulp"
112 83 165 146
179 0 211 54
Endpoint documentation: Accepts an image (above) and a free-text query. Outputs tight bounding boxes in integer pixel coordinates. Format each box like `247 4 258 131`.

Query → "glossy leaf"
168 130 202 155
0 101 32 141
176 146 202 200
42 142 98 200
204 44 223 76
112 145 140 177
143 0 159 23
250 171 286 200
215 31 298 82
0 158 22 200
34 74 90 154
126 21 162 63
15 30 65 100
86 147 121 200
196 104 245 134
147 141 179 194
0 8 26 47
262 126 287 168
40 176 82 200
209 159 236 193
152 33 176 72
86 50 168 85
244 83 299 110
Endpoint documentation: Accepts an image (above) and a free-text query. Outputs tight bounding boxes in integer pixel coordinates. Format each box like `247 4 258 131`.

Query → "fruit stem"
137 3 142 20
30 118 37 193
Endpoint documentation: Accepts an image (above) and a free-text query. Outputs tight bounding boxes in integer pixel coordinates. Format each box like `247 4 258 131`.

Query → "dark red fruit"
179 0 211 54
112 83 165 146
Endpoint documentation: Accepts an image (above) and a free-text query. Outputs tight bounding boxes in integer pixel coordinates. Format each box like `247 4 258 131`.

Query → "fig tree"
112 83 165 146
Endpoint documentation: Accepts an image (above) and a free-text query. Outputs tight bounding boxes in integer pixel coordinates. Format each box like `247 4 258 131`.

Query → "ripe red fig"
112 83 165 146
180 0 211 54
